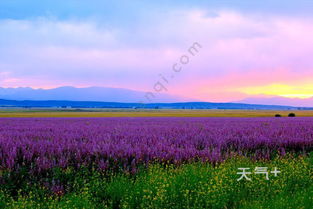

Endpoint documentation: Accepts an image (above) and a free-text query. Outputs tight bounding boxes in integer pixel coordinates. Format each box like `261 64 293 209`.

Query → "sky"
1 0 313 102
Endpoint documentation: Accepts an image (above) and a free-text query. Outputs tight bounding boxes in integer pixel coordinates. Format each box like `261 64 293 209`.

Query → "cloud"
0 19 118 48
0 10 313 101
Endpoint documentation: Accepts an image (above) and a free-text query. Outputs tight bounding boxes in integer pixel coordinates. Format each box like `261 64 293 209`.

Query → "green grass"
0 155 312 208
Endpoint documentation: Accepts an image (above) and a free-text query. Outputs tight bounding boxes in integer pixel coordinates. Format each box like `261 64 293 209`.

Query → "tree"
288 113 296 117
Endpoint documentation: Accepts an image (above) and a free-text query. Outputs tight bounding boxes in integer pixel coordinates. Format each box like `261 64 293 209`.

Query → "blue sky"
1 0 313 20
1 0 313 102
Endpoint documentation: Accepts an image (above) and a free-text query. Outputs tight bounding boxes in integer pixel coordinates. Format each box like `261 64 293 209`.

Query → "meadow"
0 117 312 208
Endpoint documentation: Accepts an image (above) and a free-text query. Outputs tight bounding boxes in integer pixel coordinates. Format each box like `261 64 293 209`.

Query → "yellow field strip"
0 110 313 117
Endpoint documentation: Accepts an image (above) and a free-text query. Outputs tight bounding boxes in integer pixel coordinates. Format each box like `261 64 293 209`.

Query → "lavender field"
0 117 312 172
0 117 312 208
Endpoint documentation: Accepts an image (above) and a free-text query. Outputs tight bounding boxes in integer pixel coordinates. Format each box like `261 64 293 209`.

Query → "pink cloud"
1 10 313 102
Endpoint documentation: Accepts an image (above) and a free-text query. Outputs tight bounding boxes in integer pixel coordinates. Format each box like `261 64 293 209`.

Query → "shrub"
288 113 296 117
275 114 282 117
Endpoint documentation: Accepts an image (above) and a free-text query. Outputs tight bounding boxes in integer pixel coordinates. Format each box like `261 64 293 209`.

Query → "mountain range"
0 86 190 103
238 96 313 107
0 86 312 109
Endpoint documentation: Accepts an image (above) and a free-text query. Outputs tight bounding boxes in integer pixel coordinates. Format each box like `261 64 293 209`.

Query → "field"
1 109 313 117
0 116 312 208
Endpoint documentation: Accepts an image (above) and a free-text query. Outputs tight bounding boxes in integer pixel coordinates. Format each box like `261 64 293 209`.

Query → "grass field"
1 155 312 208
0 108 313 117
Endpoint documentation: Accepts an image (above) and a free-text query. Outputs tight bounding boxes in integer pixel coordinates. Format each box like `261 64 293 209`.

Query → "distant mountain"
0 99 304 110
238 96 313 107
0 87 311 109
0 86 191 103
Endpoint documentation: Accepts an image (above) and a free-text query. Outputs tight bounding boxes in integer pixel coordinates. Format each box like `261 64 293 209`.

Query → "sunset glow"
237 84 313 99
1 1 313 105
